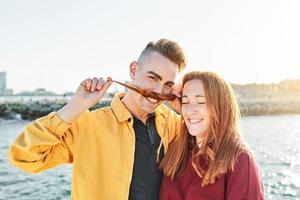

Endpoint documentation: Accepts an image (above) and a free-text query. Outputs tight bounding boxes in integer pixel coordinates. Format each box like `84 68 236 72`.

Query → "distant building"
62 92 75 96
0 71 6 95
17 88 56 96
0 71 13 95
4 89 13 95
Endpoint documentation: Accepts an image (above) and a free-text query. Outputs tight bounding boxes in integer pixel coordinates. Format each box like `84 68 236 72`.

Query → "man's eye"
149 76 158 81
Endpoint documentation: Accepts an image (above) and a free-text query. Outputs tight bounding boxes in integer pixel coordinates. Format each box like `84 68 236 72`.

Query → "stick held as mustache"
112 80 177 101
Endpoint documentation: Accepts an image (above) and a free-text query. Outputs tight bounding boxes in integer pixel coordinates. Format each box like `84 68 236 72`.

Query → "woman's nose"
185 103 199 114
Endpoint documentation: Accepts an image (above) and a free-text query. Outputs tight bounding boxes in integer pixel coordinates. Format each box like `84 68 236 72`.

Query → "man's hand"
57 77 113 124
75 77 113 110
170 83 182 113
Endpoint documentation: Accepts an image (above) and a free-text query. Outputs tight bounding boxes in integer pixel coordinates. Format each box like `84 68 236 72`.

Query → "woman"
160 71 264 200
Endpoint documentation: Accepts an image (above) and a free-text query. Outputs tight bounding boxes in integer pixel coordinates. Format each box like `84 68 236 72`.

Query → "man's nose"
152 83 164 94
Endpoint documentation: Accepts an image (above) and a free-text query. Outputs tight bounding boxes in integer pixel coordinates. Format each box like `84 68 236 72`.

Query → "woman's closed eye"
182 101 206 105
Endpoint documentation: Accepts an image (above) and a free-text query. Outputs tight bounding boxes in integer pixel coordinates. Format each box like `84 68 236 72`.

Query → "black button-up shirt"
128 113 164 200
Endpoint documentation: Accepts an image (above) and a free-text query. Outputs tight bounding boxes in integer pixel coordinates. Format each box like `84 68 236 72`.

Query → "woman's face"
181 79 210 139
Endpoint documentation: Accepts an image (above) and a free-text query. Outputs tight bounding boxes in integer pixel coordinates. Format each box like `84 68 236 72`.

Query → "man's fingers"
97 77 113 94
171 88 182 98
171 83 182 98
81 77 112 93
82 78 92 90
172 90 182 98
96 78 105 91
90 77 98 92
170 97 181 113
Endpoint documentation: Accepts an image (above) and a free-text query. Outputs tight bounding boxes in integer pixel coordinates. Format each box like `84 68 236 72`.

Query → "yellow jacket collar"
111 93 167 122
111 93 133 123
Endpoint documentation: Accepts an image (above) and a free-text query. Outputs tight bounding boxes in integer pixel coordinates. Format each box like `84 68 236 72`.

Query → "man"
9 39 186 200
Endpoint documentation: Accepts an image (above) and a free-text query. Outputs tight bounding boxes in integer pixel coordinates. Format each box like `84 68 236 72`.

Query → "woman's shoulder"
229 149 260 177
236 149 257 166
225 150 264 199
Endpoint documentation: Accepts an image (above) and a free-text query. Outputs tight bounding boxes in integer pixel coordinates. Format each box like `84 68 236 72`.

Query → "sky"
1 0 300 94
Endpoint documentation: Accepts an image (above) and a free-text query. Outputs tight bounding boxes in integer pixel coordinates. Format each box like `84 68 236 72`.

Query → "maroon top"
160 152 264 200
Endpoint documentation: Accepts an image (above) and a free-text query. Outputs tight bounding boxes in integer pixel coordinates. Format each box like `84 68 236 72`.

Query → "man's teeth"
147 98 158 103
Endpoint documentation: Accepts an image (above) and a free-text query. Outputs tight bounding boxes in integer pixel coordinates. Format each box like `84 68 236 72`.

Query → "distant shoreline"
1 99 300 120
1 79 300 119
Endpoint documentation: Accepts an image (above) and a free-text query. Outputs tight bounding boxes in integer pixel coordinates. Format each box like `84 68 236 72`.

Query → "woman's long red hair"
160 71 248 186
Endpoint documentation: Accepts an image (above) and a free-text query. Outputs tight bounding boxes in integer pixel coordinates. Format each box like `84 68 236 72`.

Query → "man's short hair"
138 39 186 72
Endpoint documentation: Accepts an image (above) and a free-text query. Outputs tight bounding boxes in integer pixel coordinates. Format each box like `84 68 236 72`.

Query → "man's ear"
129 61 139 80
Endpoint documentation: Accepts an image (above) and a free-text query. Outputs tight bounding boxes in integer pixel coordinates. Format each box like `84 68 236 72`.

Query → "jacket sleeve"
225 152 265 200
8 111 89 173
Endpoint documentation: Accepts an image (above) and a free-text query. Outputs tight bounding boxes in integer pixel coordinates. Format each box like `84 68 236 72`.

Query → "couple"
9 39 264 200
